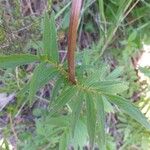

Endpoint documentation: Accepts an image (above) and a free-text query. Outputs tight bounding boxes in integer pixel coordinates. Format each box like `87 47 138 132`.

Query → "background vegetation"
0 0 150 149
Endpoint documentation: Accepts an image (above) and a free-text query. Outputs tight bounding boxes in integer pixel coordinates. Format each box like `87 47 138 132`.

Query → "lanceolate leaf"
71 120 88 149
43 12 59 63
86 93 96 148
96 95 106 150
106 67 124 79
50 86 77 116
51 78 64 102
0 54 39 69
71 92 84 136
46 116 70 127
59 132 68 150
93 80 128 94
29 62 58 103
106 95 150 130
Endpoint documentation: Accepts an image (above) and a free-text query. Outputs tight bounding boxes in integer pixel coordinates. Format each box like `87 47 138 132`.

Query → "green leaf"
71 92 84 136
93 80 128 94
59 132 68 150
46 116 70 127
86 93 96 148
99 64 109 80
29 62 58 103
0 54 39 69
103 96 114 113
128 31 137 42
106 95 150 130
96 95 106 150
51 78 64 102
43 12 59 63
98 0 106 22
106 67 124 79
50 86 77 116
70 120 88 149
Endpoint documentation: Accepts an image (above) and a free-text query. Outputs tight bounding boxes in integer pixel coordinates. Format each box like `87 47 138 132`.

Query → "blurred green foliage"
0 0 150 149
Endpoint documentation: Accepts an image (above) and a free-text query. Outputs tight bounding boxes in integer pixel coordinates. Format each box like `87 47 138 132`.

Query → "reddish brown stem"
67 0 82 84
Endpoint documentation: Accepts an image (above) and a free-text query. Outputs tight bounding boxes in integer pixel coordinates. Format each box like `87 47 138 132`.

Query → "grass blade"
96 0 138 58
97 0 106 23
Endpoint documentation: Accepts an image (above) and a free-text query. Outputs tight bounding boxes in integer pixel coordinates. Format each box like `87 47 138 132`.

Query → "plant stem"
67 0 82 84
